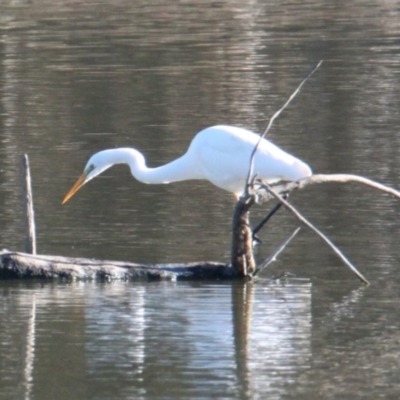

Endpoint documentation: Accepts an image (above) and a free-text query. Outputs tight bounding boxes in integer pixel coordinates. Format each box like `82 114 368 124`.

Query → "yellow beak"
62 173 87 204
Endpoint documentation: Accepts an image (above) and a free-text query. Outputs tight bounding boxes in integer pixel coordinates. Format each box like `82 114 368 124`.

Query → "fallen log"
0 250 236 281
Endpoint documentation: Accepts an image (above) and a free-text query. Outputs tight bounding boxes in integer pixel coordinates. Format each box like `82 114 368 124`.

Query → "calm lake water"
2 0 400 399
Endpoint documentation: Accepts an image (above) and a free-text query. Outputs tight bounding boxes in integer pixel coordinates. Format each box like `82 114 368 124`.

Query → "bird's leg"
252 194 288 242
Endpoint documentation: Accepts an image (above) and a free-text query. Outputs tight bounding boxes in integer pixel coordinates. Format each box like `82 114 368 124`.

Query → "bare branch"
246 61 323 194
254 227 301 276
255 173 400 203
263 184 370 285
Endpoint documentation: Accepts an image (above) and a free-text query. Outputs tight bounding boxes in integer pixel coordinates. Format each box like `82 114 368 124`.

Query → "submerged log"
0 250 238 281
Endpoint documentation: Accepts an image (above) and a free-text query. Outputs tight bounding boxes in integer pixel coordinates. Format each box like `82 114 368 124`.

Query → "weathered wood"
255 174 400 204
22 155 36 255
0 250 238 281
231 196 256 276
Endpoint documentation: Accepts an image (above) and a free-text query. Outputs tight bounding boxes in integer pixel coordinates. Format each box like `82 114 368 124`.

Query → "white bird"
62 125 312 204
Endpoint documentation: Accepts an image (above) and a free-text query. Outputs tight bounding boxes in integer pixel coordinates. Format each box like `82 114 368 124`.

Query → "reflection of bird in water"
62 125 312 204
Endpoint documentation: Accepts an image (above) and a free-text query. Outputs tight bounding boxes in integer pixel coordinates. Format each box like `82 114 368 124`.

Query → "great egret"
62 125 312 204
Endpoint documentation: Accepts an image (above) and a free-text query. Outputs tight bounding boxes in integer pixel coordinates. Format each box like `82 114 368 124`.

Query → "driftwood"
0 250 235 281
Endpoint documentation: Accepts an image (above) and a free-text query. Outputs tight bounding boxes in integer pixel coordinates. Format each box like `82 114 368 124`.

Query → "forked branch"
253 173 400 284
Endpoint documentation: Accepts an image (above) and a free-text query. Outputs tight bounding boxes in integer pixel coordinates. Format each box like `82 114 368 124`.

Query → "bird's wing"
194 129 257 193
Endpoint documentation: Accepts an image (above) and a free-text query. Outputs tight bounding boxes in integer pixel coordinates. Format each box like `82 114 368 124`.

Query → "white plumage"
63 125 312 203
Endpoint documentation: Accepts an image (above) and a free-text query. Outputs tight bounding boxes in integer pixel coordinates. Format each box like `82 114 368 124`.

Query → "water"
1 0 400 399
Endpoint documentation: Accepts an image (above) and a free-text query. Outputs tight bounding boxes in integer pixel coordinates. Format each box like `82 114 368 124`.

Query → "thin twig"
264 184 370 285
245 61 323 194
254 227 301 276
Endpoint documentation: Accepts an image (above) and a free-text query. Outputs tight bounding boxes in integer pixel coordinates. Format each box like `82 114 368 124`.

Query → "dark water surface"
1 0 400 399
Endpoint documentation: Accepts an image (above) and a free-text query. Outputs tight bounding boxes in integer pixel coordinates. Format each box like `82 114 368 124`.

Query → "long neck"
108 148 201 184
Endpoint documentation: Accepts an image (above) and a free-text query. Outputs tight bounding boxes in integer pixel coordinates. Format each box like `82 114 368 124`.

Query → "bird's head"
62 152 113 204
